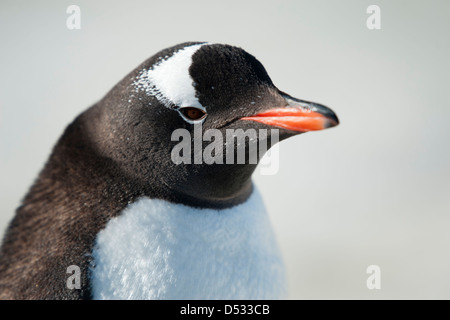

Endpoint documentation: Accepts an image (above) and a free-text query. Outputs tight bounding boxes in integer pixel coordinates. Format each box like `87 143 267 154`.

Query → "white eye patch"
134 43 208 110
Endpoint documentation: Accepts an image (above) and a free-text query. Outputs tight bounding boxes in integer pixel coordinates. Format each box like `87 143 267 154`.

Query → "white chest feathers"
90 189 286 300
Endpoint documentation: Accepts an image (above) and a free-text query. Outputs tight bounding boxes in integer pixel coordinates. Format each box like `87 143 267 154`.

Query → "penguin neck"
160 173 255 209
47 104 259 210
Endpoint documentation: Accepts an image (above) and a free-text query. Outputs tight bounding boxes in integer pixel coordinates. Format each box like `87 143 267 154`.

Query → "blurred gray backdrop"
1 0 449 299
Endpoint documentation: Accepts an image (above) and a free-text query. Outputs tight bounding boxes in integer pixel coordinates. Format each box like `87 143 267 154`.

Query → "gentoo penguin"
0 42 338 299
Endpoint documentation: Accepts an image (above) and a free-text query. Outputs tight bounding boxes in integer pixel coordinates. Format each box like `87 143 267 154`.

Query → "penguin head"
90 42 338 208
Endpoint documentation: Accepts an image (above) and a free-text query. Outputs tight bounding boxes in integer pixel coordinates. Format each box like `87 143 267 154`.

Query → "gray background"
1 0 449 299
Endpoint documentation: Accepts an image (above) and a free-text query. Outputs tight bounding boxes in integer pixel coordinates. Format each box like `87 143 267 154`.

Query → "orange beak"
242 95 339 133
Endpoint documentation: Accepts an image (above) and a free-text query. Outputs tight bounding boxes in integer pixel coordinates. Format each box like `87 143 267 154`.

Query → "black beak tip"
310 103 339 128
327 113 339 128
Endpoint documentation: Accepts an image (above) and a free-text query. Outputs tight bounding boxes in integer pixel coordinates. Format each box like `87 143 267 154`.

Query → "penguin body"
0 42 338 299
91 189 285 299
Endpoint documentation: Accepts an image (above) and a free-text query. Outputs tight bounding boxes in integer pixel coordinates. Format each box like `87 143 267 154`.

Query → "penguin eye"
179 107 207 122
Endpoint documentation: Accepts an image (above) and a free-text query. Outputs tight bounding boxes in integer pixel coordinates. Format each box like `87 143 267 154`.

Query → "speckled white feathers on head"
133 43 207 110
90 188 286 300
